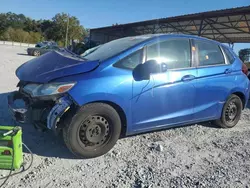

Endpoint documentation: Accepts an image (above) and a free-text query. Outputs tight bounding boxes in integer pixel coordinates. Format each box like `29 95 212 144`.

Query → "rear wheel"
33 50 40 56
214 94 242 128
63 103 121 158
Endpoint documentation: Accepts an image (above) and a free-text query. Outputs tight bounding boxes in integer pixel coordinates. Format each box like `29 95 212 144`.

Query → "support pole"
65 14 70 48
198 19 203 36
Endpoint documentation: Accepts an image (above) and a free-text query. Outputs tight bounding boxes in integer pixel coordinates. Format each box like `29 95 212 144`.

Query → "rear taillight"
242 63 248 76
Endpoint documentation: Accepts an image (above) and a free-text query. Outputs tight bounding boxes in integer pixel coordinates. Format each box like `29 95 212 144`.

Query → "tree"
5 12 26 29
7 28 29 42
28 31 43 43
68 16 87 41
24 18 39 32
51 13 87 46
0 13 8 35
0 12 87 45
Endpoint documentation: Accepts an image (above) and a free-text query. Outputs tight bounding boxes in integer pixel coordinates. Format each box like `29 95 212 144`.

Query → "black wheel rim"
77 115 111 150
225 100 238 123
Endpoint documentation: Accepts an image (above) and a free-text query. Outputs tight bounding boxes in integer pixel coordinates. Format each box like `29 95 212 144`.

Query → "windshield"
81 45 102 57
84 36 151 61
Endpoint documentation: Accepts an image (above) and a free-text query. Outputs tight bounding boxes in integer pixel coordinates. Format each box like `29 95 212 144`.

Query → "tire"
214 94 242 128
63 103 122 158
33 50 40 56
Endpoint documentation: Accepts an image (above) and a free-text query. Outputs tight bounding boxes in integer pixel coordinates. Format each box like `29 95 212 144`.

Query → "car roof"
132 33 223 46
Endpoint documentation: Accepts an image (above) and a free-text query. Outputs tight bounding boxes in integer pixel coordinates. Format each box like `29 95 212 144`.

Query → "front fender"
69 90 131 124
57 64 133 134
71 92 128 112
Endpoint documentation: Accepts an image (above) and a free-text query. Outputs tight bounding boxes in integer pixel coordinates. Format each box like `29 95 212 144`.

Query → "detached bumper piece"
8 91 29 123
47 96 72 132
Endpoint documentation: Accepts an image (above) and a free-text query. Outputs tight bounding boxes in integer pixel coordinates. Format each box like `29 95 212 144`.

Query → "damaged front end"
8 85 74 134
10 50 100 135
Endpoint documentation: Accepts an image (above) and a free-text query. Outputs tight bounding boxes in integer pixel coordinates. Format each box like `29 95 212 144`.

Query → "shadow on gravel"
124 122 219 140
246 100 250 109
0 92 77 159
17 53 30 56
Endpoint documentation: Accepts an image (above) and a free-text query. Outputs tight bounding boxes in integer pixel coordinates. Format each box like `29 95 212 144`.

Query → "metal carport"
89 6 250 45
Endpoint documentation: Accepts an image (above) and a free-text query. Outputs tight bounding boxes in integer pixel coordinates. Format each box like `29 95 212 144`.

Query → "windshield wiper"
71 53 87 60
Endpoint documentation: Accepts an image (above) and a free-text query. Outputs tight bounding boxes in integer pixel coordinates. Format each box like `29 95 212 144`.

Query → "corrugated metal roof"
91 6 250 31
90 6 250 43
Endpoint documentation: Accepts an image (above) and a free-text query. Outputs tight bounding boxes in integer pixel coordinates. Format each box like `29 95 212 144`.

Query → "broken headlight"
23 82 76 97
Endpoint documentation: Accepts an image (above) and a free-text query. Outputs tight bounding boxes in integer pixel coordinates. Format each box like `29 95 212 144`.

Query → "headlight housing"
23 82 76 97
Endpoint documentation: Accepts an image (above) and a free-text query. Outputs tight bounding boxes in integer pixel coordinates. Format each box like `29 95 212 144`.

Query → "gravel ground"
0 45 250 188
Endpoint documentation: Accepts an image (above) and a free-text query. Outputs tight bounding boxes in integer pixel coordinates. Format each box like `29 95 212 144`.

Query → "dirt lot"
0 45 250 188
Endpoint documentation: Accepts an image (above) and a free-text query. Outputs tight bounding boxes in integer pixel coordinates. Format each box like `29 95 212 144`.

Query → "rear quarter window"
221 46 235 64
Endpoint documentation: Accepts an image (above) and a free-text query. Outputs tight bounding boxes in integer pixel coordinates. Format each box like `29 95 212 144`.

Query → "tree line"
0 12 88 46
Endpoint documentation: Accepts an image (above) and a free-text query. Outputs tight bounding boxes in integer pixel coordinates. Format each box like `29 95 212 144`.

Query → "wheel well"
232 92 246 108
89 101 127 137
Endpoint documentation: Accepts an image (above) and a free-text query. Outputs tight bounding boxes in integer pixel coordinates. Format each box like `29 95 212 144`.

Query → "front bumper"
8 91 73 132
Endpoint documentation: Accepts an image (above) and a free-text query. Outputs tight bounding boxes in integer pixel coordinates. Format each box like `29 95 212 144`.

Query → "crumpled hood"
16 51 99 83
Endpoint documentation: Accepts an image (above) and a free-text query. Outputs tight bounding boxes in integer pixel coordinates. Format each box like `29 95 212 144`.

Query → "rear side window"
222 46 235 64
195 40 225 66
146 39 191 69
113 49 142 70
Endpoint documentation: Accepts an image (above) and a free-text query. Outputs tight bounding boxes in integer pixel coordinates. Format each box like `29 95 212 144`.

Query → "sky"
0 0 249 53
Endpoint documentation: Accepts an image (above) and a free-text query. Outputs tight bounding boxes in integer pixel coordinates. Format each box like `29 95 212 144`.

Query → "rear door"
193 39 234 121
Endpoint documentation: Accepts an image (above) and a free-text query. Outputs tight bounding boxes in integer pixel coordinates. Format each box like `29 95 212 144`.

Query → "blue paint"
47 96 72 131
15 34 250 136
16 51 99 83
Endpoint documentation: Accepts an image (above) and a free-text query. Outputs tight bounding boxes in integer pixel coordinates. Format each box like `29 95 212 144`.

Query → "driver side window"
113 49 143 70
146 39 191 69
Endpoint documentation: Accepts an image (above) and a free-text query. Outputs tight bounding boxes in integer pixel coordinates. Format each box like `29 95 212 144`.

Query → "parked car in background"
9 34 250 158
35 41 58 48
27 45 61 56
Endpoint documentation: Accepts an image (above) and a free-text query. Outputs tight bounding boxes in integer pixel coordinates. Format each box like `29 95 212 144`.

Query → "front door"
131 38 197 133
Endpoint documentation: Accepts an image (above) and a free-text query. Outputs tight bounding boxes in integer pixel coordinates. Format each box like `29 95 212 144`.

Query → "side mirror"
132 60 167 81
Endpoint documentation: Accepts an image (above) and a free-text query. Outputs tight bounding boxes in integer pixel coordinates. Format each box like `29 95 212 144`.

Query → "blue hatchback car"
8 34 250 158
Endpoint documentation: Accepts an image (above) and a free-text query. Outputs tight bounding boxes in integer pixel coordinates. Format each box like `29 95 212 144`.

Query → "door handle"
181 75 196 81
224 68 232 74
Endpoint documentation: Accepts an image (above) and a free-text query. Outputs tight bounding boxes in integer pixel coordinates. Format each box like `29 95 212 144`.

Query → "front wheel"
214 94 242 128
63 103 121 158
33 50 40 56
